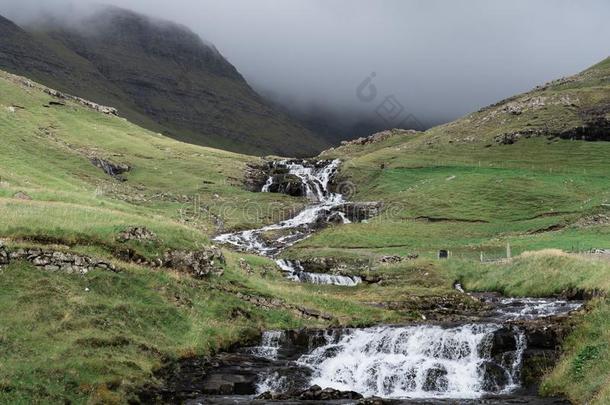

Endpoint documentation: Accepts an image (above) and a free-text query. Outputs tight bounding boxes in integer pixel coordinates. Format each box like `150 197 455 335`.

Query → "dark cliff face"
0 8 328 157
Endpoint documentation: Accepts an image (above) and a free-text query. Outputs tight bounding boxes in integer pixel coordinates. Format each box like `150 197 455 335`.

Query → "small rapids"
215 159 361 286
295 324 524 399
247 299 582 401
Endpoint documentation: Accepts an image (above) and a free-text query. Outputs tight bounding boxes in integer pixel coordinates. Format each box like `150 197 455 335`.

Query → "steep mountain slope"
0 8 328 156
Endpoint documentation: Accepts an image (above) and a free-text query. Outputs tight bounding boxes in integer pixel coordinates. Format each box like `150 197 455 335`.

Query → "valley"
0 35 608 405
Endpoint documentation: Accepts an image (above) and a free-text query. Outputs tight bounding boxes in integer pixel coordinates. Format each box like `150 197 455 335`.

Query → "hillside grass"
0 70 305 257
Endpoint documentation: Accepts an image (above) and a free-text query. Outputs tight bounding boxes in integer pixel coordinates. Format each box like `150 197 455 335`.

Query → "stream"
181 297 582 404
215 159 363 286
199 159 584 404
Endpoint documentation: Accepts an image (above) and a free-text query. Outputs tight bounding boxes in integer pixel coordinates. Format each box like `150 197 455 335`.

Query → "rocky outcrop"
339 129 419 147
0 243 116 274
264 173 306 197
379 254 418 264
232 291 333 321
163 248 225 278
42 88 118 115
295 257 369 275
90 157 131 180
336 202 383 222
0 242 9 265
116 226 157 243
243 162 272 192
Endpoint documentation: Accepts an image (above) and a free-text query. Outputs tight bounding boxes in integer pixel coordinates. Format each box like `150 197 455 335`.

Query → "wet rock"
13 191 32 200
521 349 559 388
117 226 157 242
163 248 225 278
266 173 305 197
90 157 131 180
422 365 449 392
479 361 510 392
487 327 518 357
243 162 271 192
257 385 363 401
358 397 386 405
300 385 363 400
202 373 257 395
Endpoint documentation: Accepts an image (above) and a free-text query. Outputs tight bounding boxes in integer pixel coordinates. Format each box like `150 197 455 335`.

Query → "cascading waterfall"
276 259 361 286
258 324 526 399
247 300 582 400
248 330 285 360
215 159 362 286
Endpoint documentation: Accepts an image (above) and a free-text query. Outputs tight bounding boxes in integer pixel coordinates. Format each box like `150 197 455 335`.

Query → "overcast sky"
1 0 609 130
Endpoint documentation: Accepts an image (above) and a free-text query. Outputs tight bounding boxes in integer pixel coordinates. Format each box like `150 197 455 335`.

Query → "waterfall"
215 159 361 286
248 330 285 359
257 324 526 399
276 259 362 286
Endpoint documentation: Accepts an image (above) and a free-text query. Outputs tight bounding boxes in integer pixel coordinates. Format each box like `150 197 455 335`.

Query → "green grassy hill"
0 8 328 157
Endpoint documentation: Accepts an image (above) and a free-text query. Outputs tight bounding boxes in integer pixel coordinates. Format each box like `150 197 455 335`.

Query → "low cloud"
2 0 609 136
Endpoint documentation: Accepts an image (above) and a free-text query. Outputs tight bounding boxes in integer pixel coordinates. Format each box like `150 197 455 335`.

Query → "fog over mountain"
2 0 609 139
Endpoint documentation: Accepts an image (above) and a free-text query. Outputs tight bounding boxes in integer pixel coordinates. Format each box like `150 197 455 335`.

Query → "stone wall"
0 242 116 275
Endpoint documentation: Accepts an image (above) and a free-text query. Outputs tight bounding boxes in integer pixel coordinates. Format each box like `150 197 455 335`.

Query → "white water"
249 297 583 399
494 298 583 320
260 324 525 399
248 330 285 360
215 160 361 286
276 259 362 286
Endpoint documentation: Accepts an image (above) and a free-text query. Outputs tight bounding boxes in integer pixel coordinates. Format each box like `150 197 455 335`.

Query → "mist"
1 0 609 138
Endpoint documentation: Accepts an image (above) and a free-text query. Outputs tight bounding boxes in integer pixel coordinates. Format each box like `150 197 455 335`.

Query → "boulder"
266 174 306 197
243 162 271 192
1 245 116 274
336 202 382 222
0 242 9 265
299 385 363 400
163 247 225 278
13 191 32 200
479 361 510 392
379 255 402 264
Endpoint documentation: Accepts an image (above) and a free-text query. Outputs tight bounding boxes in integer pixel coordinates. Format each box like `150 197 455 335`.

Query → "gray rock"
90 157 131 180
163 247 225 278
117 226 157 242
13 191 32 200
